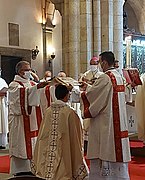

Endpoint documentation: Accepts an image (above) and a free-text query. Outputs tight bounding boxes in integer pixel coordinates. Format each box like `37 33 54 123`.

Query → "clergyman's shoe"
14 171 35 176
0 146 6 149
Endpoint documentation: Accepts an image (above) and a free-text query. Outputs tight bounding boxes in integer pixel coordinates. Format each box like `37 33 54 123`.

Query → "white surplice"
81 69 103 82
8 75 49 174
80 69 131 179
80 70 104 141
89 159 129 180
135 73 145 141
0 78 8 147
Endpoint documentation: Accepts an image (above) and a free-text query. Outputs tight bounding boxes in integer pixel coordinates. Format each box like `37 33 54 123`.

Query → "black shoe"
14 171 35 176
0 146 6 149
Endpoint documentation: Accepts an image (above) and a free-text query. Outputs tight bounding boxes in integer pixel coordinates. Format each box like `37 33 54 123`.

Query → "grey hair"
15 61 30 74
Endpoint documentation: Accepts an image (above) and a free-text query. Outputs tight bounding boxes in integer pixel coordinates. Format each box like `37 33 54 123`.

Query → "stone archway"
125 0 145 34
124 1 140 32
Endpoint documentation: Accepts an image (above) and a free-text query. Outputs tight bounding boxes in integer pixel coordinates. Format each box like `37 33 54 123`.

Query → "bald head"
44 71 52 78
58 71 67 78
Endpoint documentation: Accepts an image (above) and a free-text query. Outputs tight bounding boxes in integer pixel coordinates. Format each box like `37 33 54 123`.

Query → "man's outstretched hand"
67 84 73 91
37 81 50 89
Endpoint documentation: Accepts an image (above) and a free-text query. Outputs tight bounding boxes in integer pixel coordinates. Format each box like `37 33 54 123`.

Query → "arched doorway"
0 47 31 84
1 56 22 84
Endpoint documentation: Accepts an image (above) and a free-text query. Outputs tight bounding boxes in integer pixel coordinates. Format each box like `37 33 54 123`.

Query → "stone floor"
129 132 138 140
0 173 11 180
0 133 138 180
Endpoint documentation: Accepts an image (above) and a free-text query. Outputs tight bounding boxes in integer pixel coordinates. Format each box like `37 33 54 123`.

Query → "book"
122 68 142 86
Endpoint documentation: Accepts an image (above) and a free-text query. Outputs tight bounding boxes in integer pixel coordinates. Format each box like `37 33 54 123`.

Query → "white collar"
14 75 29 83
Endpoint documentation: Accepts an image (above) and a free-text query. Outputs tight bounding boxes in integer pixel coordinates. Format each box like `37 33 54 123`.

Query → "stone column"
93 0 101 56
113 0 124 70
101 0 113 51
62 0 69 74
68 0 80 79
62 0 80 79
80 0 92 73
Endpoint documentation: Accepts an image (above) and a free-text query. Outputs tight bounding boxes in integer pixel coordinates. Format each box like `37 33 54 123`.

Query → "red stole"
81 91 92 118
106 71 128 162
45 85 51 108
15 80 42 159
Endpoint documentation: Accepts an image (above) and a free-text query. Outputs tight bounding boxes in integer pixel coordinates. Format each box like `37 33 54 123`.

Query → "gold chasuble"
32 100 88 180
